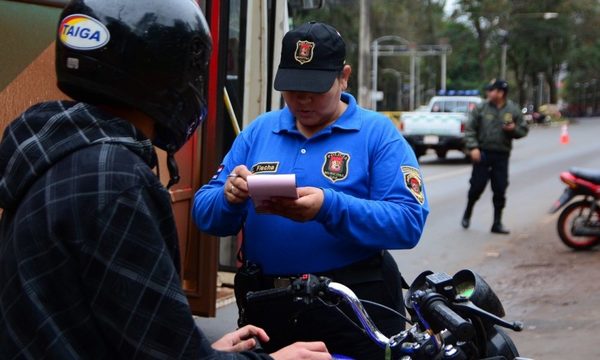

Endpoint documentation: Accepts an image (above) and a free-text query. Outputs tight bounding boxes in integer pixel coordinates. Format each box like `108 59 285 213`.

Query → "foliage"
289 0 600 113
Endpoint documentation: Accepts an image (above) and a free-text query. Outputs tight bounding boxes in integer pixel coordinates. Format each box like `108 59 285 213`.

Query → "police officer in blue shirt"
193 22 429 359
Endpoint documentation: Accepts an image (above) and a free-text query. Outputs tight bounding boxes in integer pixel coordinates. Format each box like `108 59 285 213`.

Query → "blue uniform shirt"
193 93 429 275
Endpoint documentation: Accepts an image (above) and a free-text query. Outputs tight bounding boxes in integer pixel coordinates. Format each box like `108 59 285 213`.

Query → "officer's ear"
339 65 352 91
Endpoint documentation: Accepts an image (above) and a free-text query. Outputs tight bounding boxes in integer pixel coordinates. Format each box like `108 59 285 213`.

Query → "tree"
563 0 600 115
290 0 600 111
440 21 481 90
453 0 511 81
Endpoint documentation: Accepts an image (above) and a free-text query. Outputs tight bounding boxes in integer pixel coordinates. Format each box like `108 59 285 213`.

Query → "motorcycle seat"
570 167 600 184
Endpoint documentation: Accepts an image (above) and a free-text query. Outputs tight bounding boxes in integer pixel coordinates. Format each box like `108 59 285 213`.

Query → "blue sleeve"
314 129 429 250
192 133 250 236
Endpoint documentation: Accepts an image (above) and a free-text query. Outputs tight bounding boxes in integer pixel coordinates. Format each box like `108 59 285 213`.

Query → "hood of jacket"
0 101 157 210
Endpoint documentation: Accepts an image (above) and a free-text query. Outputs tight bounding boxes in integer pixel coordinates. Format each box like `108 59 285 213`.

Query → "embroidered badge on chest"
295 40 315 64
402 166 425 205
322 151 350 182
251 162 279 173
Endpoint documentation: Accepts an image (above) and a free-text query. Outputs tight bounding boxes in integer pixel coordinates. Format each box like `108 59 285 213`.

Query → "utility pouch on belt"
234 261 262 327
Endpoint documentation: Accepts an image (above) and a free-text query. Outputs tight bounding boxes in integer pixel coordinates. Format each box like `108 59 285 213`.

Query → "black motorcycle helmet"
56 0 212 155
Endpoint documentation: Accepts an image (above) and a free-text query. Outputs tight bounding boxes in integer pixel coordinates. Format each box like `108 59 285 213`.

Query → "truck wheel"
435 149 448 159
411 146 425 159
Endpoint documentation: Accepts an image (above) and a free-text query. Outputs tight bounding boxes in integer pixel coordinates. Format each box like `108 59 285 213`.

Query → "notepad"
246 174 298 208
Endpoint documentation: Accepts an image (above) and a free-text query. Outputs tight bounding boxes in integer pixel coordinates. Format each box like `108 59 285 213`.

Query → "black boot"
491 208 510 234
461 201 475 229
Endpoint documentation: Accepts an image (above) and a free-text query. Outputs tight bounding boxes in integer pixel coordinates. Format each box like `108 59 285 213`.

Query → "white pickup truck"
400 95 482 159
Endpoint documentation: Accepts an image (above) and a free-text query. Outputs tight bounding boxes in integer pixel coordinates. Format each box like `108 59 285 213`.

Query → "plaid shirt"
0 102 270 359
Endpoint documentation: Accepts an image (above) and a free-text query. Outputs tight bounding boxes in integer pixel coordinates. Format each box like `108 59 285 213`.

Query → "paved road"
196 117 600 350
394 117 600 280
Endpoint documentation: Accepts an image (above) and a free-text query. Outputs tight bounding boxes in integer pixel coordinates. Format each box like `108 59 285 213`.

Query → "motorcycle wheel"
557 200 600 250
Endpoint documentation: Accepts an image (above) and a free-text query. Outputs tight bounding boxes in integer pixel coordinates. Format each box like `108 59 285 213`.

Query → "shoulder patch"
402 166 425 205
322 151 350 182
252 162 279 173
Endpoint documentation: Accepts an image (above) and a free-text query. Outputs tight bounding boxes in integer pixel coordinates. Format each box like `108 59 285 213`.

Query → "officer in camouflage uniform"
461 79 528 234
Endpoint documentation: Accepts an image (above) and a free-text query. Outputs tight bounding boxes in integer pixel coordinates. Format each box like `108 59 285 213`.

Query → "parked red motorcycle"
549 168 600 250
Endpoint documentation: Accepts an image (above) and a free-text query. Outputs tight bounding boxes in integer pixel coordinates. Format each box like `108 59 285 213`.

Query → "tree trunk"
474 18 487 80
547 69 559 104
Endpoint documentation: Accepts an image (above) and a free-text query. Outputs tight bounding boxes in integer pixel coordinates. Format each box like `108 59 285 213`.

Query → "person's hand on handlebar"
270 341 331 360
211 325 268 352
212 325 331 359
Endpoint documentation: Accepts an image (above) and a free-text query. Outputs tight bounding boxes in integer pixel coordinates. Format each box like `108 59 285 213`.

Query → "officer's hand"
225 165 252 204
260 187 324 222
470 148 481 163
503 122 516 132
270 341 331 360
211 325 269 352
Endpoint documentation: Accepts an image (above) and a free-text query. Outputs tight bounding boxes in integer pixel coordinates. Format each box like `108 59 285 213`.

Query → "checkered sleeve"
78 183 212 358
81 184 274 359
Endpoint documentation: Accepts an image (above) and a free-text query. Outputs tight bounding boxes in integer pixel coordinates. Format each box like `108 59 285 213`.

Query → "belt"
262 251 385 289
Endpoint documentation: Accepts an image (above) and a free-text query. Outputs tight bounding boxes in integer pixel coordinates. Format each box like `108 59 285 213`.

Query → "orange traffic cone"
560 124 570 145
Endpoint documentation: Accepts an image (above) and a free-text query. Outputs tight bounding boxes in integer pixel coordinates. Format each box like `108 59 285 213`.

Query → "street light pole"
409 43 416 111
499 12 557 80
371 40 379 111
357 0 371 107
500 42 508 80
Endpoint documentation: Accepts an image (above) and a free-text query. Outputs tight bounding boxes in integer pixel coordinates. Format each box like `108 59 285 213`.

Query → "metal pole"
501 43 508 79
372 41 378 111
415 57 421 108
399 73 404 110
397 75 402 110
358 0 371 107
409 45 416 111
441 51 447 91
537 72 544 108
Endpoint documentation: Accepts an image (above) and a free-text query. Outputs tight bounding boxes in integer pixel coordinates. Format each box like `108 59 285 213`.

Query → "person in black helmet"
461 79 528 234
0 0 330 359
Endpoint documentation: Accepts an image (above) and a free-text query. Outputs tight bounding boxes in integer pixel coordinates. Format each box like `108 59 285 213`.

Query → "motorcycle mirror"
453 269 505 318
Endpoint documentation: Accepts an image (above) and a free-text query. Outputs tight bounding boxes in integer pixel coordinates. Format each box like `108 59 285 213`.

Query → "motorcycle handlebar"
245 275 475 347
422 294 475 342
246 275 394 348
246 286 291 303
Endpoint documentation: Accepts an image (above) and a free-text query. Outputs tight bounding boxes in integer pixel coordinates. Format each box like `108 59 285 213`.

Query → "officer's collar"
274 92 361 134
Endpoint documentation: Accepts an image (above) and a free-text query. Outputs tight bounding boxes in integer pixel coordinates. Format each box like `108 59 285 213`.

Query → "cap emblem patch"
295 40 315 64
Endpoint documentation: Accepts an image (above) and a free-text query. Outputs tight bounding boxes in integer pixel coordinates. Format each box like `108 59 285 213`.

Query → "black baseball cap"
274 22 346 93
485 79 509 93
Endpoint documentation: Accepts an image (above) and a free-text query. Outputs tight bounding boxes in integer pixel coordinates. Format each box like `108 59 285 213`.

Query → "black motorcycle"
549 168 600 250
247 271 529 359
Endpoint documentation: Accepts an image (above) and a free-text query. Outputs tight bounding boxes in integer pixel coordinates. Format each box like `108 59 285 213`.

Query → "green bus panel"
0 0 61 90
